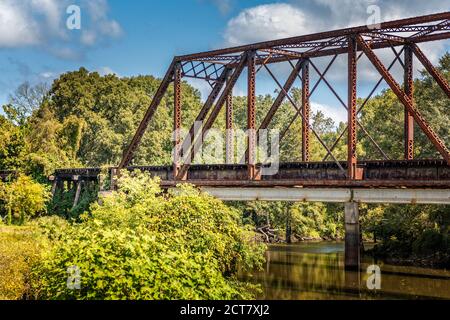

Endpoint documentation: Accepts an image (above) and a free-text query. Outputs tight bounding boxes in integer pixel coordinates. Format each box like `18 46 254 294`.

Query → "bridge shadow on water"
239 242 450 300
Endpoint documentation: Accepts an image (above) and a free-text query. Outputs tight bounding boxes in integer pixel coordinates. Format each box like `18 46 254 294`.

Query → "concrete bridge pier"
344 202 360 270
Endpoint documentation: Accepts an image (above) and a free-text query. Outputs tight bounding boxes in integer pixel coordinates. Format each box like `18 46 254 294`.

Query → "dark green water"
240 242 450 300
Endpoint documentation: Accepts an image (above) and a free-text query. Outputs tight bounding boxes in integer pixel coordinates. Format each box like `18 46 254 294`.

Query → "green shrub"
0 225 48 300
33 171 265 300
412 229 449 256
0 175 50 225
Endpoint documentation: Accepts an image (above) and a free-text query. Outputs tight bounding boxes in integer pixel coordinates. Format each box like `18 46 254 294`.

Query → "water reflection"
240 242 450 300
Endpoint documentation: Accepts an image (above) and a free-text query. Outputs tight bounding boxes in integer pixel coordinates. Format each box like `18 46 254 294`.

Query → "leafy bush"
0 175 50 225
0 225 48 300
412 230 449 256
33 171 265 300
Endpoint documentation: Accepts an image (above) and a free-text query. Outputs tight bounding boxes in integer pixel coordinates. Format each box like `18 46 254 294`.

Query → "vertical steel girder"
247 51 258 180
348 36 358 179
173 63 182 179
302 60 310 162
411 44 450 99
176 55 248 179
356 35 450 164
119 60 176 169
226 76 234 164
404 45 415 160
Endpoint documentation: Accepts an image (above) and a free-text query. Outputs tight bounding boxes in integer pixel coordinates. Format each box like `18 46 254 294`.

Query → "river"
239 242 450 300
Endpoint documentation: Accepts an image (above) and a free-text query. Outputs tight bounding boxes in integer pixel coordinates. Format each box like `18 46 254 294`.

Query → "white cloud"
0 1 40 47
224 1 450 46
82 0 122 46
0 0 122 58
97 66 118 76
224 4 315 46
223 1 449 85
39 71 55 79
311 101 347 126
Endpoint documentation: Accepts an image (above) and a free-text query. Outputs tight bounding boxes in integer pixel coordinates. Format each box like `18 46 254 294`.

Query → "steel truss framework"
119 12 450 182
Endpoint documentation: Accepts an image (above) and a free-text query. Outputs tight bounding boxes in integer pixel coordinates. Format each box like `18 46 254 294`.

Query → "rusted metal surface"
112 13 449 181
173 63 182 179
53 160 450 190
226 76 234 164
348 36 358 180
412 43 450 99
241 58 305 164
247 51 258 180
356 34 450 164
177 55 247 179
176 12 450 62
181 67 230 163
404 45 415 160
302 59 310 162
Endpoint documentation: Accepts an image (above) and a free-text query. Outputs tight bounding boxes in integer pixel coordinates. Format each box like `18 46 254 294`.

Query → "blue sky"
0 0 449 123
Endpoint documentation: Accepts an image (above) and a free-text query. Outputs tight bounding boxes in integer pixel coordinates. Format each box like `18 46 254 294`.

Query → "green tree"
0 175 50 225
0 115 26 170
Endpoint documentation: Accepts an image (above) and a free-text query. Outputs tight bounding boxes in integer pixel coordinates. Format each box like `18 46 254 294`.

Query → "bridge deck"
51 160 450 189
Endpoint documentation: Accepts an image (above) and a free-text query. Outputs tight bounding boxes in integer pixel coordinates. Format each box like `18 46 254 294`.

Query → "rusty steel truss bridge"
41 13 450 198
2 12 449 200
110 12 450 189
3 12 450 269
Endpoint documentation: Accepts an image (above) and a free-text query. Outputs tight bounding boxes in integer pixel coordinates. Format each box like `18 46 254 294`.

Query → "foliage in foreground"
0 224 49 299
32 171 266 300
0 175 50 225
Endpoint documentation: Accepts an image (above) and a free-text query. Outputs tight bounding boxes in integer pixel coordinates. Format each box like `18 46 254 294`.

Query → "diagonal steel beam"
119 59 176 169
176 54 248 179
259 59 305 130
410 19 450 38
179 67 231 163
177 12 450 62
356 34 450 164
404 45 415 160
411 43 450 99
